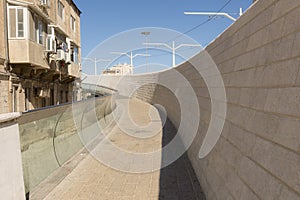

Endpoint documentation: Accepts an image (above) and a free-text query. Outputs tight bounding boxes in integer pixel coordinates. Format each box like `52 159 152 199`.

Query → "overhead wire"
107 0 235 71
166 0 233 43
144 0 234 59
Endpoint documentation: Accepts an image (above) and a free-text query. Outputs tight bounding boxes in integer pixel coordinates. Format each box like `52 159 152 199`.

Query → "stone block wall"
188 0 300 199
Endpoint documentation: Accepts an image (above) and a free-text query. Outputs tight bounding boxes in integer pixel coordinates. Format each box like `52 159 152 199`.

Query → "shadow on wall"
158 119 206 200
152 101 205 199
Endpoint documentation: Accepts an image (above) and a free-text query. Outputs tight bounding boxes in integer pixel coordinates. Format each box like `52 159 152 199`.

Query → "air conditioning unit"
45 35 56 53
40 0 50 8
65 38 72 64
56 49 65 61
65 51 71 64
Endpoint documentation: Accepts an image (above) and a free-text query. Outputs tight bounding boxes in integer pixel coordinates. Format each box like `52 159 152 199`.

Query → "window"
8 7 27 38
17 9 24 37
35 18 44 44
70 15 76 32
73 47 78 63
38 21 43 44
40 0 51 7
70 45 78 64
58 1 64 20
46 27 56 50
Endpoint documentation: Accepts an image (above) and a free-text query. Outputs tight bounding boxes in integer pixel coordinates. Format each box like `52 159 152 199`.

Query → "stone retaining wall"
189 0 300 199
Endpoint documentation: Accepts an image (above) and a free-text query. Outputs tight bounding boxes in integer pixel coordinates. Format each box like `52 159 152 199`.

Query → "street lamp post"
141 31 150 72
184 8 243 22
110 51 150 67
143 41 201 67
82 57 110 75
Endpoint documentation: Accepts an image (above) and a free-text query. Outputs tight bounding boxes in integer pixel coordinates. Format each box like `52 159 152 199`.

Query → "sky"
73 0 253 74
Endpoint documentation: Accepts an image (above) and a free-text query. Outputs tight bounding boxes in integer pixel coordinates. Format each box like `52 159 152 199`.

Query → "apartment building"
0 0 81 114
102 63 134 75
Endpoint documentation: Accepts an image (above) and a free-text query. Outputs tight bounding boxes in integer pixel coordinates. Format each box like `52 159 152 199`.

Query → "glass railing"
81 83 117 99
18 85 117 194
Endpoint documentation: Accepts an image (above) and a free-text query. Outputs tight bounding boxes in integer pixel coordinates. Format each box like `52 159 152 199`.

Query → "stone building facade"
0 0 11 113
0 0 81 114
102 63 134 75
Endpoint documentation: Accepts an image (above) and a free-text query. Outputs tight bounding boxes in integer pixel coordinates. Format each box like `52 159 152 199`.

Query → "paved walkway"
33 99 205 200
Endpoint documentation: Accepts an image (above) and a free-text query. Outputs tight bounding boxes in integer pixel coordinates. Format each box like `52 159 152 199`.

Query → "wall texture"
84 0 300 199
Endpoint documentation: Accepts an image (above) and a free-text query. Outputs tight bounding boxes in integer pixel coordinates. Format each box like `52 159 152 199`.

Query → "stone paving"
37 99 205 200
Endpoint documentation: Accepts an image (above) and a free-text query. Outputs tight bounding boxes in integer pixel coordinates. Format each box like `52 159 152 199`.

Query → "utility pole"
111 51 150 67
141 31 150 72
144 41 201 67
82 57 110 75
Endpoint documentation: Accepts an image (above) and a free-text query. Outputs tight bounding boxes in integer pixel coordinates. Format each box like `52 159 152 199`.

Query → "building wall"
2 0 81 114
0 0 11 114
49 0 81 68
85 0 300 199
7 0 81 67
48 0 81 45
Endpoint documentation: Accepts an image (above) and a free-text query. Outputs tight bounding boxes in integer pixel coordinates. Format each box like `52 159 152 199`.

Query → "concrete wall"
84 0 300 199
0 113 25 200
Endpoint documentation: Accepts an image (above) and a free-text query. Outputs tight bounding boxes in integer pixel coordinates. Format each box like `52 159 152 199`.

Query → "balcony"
68 62 80 78
8 39 49 69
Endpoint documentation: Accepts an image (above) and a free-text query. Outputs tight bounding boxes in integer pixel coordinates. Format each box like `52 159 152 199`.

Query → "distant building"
0 0 82 114
102 63 133 75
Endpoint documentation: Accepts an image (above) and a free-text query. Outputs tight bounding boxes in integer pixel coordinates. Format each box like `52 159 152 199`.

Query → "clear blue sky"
73 0 253 74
